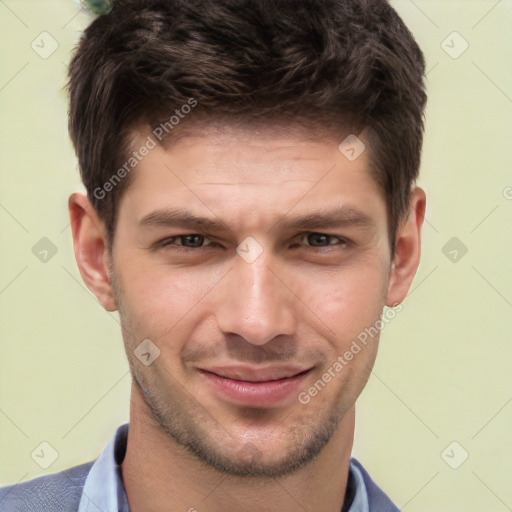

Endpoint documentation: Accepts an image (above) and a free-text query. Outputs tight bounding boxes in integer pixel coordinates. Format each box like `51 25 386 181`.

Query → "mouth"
198 366 314 407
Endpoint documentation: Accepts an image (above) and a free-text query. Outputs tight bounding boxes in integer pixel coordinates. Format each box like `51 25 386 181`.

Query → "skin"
69 123 425 512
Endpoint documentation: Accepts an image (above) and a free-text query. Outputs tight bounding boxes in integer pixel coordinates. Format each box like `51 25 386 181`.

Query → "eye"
159 234 215 249
156 232 347 252
298 232 347 248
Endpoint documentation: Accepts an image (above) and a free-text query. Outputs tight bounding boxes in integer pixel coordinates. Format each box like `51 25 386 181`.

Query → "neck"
122 386 355 512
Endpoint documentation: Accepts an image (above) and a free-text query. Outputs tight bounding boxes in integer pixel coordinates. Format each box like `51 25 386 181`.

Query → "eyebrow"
139 206 375 233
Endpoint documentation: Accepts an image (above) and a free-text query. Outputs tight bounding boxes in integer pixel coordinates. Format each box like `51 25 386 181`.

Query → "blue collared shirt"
78 423 370 512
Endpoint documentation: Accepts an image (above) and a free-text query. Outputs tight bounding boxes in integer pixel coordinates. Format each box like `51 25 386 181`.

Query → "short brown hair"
67 0 426 250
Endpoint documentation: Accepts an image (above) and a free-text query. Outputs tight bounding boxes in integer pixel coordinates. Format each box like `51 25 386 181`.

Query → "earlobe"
385 187 426 307
68 193 118 312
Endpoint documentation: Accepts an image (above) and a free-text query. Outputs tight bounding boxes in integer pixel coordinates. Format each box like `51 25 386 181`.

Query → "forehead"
117 123 385 227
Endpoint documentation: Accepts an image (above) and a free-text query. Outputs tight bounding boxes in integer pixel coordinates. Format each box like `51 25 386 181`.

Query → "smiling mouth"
198 367 314 406
201 368 312 383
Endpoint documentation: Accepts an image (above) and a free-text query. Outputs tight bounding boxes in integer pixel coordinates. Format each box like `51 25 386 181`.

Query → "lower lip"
199 370 312 407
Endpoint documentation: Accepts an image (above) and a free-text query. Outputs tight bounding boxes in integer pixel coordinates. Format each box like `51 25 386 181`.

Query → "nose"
214 252 296 346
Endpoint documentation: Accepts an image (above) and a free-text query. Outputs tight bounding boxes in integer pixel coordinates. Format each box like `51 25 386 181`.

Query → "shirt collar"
78 423 368 512
78 424 130 512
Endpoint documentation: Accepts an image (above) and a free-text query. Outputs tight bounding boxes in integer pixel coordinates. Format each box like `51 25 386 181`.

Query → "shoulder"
0 461 94 512
350 457 401 512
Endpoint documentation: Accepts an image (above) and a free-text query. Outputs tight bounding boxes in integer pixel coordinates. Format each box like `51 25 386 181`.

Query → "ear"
68 192 117 311
386 187 426 307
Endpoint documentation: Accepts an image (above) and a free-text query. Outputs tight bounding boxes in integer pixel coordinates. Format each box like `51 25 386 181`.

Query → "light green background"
1 1 511 510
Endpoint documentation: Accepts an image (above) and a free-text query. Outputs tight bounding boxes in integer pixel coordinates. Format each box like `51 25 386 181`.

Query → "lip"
198 365 313 407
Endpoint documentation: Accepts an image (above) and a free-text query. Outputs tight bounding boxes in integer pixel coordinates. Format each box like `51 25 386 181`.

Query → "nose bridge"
215 251 296 346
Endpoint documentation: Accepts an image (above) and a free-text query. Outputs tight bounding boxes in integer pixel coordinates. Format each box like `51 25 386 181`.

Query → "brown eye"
180 234 206 247
301 233 346 248
160 234 214 249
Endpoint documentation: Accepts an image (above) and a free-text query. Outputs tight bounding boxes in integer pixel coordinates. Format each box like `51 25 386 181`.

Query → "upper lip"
199 365 313 382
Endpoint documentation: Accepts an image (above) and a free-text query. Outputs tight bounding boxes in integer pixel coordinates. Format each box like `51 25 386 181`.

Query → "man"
0 0 427 510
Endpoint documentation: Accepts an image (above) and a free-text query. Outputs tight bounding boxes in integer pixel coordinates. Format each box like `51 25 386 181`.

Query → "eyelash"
157 233 348 252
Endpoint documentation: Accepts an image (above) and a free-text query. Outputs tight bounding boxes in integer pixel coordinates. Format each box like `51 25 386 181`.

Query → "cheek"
302 263 388 344
116 257 225 340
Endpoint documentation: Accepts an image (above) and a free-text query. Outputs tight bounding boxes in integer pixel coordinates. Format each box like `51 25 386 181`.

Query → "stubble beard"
110 262 353 479
130 366 349 478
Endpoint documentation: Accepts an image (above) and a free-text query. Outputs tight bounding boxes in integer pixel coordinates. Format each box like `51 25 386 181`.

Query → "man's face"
110 125 392 477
